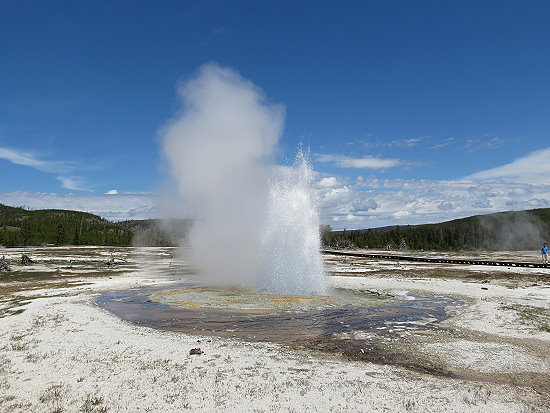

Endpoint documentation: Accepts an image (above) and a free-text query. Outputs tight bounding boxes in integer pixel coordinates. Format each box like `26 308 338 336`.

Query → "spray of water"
161 63 325 295
258 150 326 295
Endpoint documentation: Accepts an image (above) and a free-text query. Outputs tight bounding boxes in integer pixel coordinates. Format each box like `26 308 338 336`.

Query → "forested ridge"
2 203 550 250
0 204 132 246
322 208 550 251
0 204 191 247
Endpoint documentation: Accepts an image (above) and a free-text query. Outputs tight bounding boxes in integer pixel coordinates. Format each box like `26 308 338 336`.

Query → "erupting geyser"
161 63 325 295
258 150 325 295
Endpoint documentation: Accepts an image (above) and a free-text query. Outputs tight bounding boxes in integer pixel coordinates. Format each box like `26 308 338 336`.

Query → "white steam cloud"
161 63 285 286
161 63 325 294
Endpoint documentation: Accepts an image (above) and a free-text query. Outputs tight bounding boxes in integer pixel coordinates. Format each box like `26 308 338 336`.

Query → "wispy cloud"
346 136 427 150
461 136 519 151
347 135 518 152
385 137 426 148
0 146 66 172
56 176 91 192
315 154 402 169
401 137 424 147
428 137 456 149
0 146 89 191
466 147 550 182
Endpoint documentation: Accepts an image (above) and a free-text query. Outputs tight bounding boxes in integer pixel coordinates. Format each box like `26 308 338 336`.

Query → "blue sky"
1 0 549 228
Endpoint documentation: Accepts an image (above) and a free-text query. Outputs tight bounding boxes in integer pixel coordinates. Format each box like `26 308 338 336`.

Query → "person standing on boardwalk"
541 243 548 264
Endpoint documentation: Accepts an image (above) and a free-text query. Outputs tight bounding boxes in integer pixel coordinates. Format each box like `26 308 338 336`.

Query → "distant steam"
477 211 547 250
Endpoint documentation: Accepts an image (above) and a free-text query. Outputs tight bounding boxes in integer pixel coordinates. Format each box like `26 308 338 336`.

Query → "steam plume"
161 63 285 286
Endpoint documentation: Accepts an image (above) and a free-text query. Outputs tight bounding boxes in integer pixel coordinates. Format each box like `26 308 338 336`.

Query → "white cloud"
316 175 550 229
461 136 517 151
4 173 550 230
4 146 550 230
316 154 401 169
429 137 456 149
106 189 118 195
387 137 425 147
0 146 89 191
316 177 340 188
342 149 550 229
393 209 412 219
0 147 46 169
0 146 70 173
318 183 379 227
467 147 550 182
56 176 91 192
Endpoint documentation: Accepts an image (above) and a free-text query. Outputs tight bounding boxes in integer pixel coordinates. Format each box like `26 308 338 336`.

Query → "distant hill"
0 204 133 246
0 204 192 247
322 208 550 251
2 203 549 250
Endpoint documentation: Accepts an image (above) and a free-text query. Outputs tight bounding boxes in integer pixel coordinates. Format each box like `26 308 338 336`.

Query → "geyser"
161 63 325 295
258 150 325 294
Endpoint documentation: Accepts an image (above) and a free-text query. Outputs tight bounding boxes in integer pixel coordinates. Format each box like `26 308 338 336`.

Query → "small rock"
0 256 10 272
21 254 36 265
481 287 488 290
189 348 204 355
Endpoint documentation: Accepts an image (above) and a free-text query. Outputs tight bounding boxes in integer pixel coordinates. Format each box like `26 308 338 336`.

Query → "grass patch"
80 394 108 413
0 296 31 319
462 385 492 405
500 304 550 332
39 383 67 412
0 280 90 297
0 355 12 374
0 292 73 319
8 333 30 351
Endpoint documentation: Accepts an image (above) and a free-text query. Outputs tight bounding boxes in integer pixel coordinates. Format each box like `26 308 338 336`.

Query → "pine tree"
56 223 67 245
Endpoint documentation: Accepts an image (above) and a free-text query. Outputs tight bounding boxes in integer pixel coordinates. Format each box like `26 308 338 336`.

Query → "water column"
258 150 326 295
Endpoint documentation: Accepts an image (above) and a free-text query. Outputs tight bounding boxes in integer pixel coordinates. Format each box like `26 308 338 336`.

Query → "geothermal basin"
3 246 549 412
97 282 462 373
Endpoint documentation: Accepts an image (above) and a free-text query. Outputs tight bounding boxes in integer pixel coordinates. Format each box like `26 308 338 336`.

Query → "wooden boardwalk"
322 250 550 269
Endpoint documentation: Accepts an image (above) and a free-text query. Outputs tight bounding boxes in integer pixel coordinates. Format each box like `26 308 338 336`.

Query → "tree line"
0 204 132 247
2 203 549 251
322 208 550 251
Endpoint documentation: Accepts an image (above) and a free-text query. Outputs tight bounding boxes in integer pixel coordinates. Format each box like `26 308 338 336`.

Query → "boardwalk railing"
322 250 550 269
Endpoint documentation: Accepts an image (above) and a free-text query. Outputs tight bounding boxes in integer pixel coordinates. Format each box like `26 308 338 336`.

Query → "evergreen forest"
322 208 550 251
1 203 549 251
0 204 132 246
